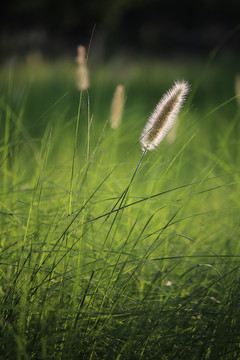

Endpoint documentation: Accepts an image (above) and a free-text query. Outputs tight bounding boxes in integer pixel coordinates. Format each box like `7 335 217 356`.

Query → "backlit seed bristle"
235 74 240 104
76 45 90 91
110 85 125 129
140 80 190 151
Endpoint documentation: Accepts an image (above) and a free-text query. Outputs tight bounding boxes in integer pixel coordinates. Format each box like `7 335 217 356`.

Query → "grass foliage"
0 56 240 359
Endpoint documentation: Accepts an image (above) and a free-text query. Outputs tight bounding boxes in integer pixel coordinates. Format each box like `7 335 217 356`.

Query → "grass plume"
76 45 90 91
140 80 190 150
110 84 125 129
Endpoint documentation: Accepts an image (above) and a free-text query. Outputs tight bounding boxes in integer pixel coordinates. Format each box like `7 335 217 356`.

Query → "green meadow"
0 54 240 359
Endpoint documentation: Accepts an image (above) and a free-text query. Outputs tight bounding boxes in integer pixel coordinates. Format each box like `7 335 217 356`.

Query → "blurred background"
1 0 240 63
1 0 239 149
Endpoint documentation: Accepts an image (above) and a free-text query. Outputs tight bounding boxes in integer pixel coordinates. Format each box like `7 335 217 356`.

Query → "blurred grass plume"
110 84 125 129
76 45 89 90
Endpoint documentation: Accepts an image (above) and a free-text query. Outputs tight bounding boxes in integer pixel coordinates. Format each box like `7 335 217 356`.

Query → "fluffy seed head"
110 85 125 129
140 81 190 151
76 45 90 91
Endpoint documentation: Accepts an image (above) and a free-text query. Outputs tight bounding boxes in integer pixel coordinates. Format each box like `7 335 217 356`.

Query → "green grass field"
1 54 240 359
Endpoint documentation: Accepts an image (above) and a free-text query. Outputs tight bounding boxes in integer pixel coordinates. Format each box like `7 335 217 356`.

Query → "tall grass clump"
0 56 240 360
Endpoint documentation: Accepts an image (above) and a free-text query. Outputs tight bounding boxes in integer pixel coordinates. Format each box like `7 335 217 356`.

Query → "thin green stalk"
68 90 83 216
17 124 52 280
71 90 92 316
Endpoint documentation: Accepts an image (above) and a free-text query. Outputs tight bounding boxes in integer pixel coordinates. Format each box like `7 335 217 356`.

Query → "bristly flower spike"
76 45 90 91
110 84 125 129
140 80 190 151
